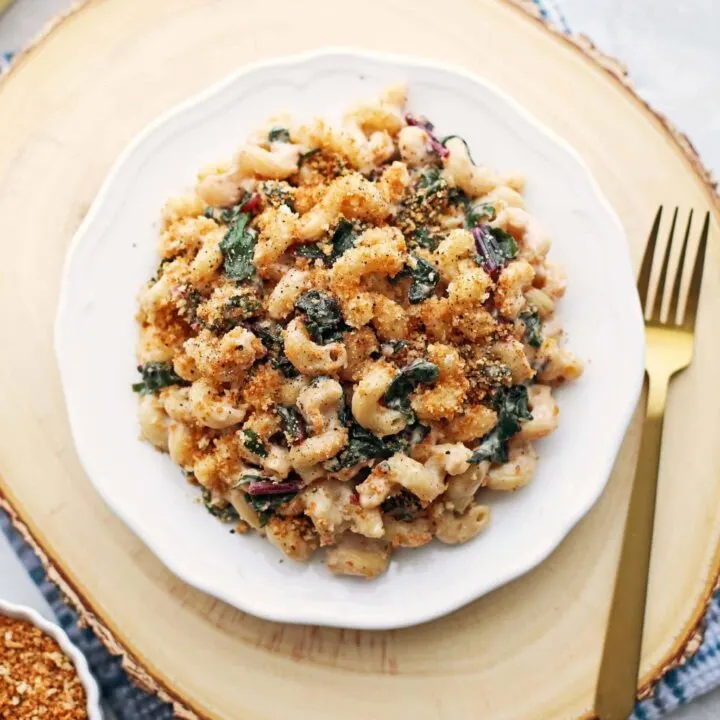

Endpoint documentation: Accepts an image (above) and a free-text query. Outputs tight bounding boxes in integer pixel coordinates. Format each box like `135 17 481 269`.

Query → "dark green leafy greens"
210 294 261 333
242 429 268 458
383 360 439 416
204 193 257 225
520 309 543 348
385 423 430 455
381 490 423 522
380 339 409 357
219 212 258 281
233 473 267 486
296 290 348 345
329 219 356 263
150 257 174 283
253 320 298 377
268 127 291 143
471 225 518 276
276 406 306 445
469 385 533 464
465 202 496 229
246 492 297 527
413 228 440 251
326 399 429 470
406 254 440 304
294 220 356 264
417 166 445 194
481 362 513 387
132 363 187 395
201 489 239 522
298 148 320 165
295 244 327 260
262 181 294 210
182 288 203 330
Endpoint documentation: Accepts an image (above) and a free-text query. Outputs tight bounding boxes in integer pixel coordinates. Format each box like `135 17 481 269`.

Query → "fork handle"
594 373 668 720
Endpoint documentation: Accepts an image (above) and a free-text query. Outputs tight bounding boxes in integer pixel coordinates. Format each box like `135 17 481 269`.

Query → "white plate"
55 49 644 630
0 600 102 718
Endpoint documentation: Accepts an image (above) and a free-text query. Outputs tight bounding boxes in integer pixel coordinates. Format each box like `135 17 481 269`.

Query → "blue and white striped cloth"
1 3 719 717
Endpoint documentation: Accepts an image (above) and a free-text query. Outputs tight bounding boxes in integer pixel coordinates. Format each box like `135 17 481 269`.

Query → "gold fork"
593 207 711 720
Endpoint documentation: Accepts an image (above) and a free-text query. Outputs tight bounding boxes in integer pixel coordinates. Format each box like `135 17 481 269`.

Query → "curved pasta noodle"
288 427 348 470
486 439 537 491
411 344 469 422
330 226 406 328
284 318 347 376
443 137 502 197
296 174 391 242
433 503 491 545
351 361 407 437
517 384 559 440
296 378 344 434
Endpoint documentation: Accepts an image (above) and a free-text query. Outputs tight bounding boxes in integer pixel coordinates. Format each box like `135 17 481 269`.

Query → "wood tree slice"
0 1 718 718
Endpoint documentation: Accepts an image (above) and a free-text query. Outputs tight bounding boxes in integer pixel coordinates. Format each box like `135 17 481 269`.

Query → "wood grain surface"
0 1 718 718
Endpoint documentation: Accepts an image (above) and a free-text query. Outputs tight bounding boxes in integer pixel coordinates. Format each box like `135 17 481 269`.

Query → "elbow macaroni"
133 84 583 579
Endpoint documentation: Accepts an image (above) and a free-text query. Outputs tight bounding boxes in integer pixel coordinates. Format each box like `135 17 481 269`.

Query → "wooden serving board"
0 1 718 718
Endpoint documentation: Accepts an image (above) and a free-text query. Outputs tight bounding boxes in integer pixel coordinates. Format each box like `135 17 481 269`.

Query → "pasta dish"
133 85 582 579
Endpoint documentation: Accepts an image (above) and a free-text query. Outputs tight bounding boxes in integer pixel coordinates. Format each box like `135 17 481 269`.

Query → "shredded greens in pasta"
132 363 187 395
133 84 583 578
220 212 258 281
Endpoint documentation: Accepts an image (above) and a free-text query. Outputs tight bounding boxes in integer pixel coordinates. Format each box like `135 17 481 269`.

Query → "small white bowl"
0 599 102 719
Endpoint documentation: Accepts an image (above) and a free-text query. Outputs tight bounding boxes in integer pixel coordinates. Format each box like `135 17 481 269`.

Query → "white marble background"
0 0 718 717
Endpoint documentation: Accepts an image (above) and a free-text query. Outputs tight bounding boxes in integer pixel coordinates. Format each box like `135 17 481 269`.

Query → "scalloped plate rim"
55 47 644 629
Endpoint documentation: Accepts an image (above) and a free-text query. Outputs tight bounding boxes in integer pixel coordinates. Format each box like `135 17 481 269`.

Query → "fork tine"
650 207 677 321
637 206 662 311
682 211 710 329
667 210 693 324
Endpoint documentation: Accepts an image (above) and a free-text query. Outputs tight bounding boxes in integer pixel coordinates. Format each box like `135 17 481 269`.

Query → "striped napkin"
1 2 719 717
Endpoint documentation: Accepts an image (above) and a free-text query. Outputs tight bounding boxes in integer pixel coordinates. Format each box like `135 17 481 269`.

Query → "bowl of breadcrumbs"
0 600 101 719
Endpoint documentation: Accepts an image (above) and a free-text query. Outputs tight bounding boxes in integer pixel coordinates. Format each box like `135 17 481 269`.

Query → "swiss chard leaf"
219 212 258 281
465 202 496 229
469 385 532 464
327 416 429 471
326 423 391 470
329 219 356 263
385 423 430 455
471 224 518 276
295 244 327 260
337 396 353 427
210 294 261 333
261 181 294 210
253 320 298 377
413 228 440 251
246 492 297 527
268 127 291 143
383 360 439 415
276 406 306 445
242 429 268 458
493 385 532 436
406 254 440 304
298 148 320 165
520 309 543 349
296 290 348 345
467 425 509 465
381 490 423 522
201 489 239 522
417 166 445 194
380 339 409 357
132 362 187 395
